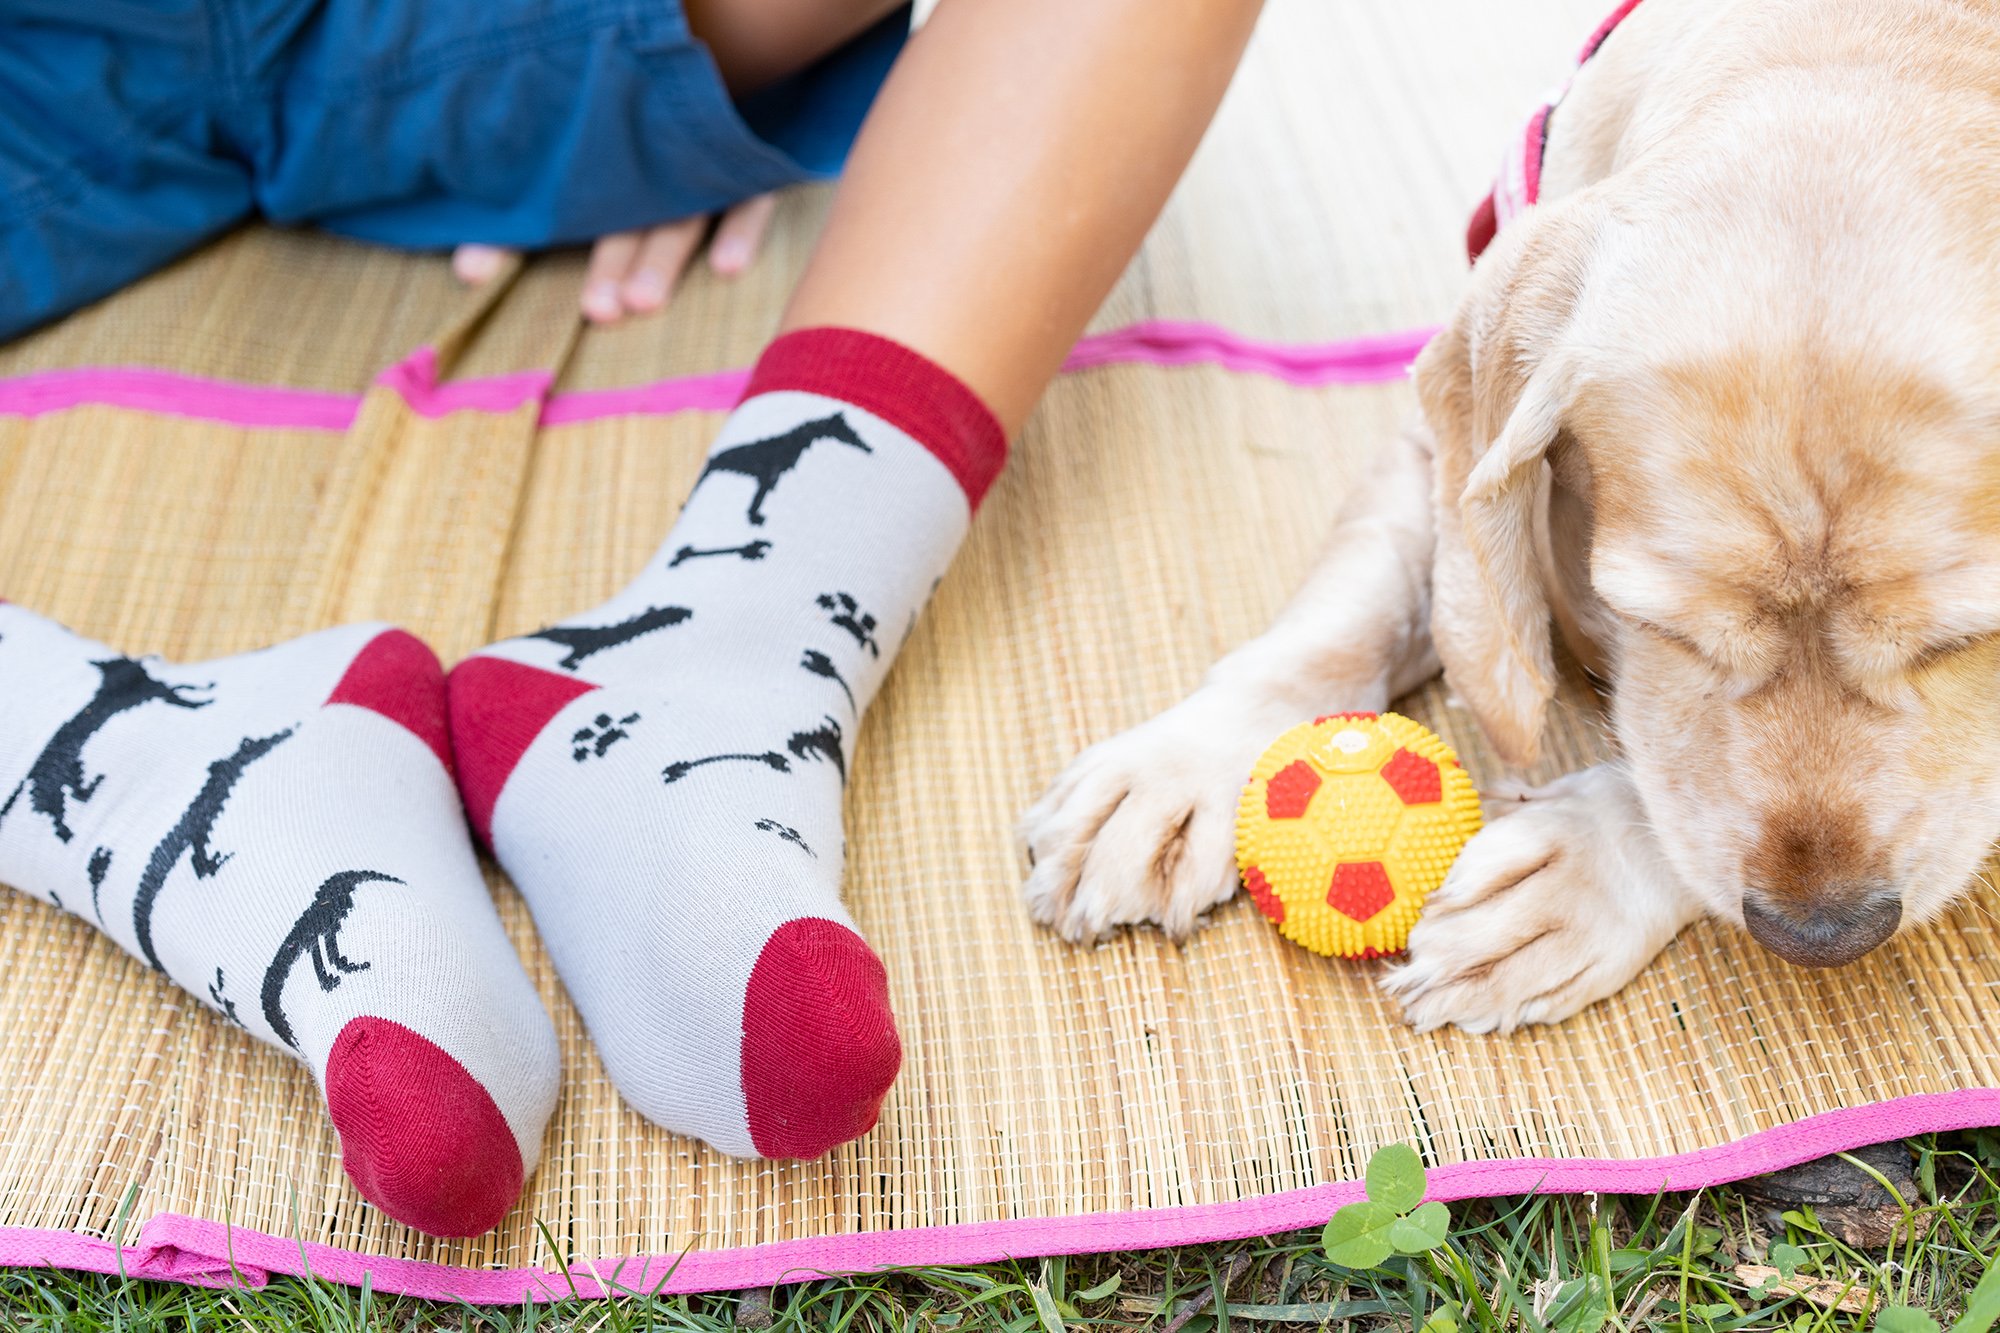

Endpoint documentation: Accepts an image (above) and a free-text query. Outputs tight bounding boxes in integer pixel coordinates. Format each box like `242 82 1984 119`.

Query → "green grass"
7 1132 2000 1331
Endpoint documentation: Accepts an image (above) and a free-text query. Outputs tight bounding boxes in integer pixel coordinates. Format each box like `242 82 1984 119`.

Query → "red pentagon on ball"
1241 865 1285 923
1327 861 1395 922
1378 746 1442 805
1264 759 1321 819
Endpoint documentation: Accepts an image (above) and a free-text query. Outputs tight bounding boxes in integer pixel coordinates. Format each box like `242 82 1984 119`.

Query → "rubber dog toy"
1235 711 1481 958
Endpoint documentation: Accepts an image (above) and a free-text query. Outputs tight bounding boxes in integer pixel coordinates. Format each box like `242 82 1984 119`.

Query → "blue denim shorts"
0 0 907 339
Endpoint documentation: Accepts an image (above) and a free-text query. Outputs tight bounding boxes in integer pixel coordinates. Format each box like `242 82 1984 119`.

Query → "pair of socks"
0 328 1006 1234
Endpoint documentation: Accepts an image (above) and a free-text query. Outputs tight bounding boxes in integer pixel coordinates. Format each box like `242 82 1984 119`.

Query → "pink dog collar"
1467 0 1645 261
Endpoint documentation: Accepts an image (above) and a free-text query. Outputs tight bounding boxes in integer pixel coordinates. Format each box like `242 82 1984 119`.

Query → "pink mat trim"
538 367 751 423
1060 320 1439 386
2 1089 1994 1303
371 346 555 419
0 367 362 431
0 322 1439 432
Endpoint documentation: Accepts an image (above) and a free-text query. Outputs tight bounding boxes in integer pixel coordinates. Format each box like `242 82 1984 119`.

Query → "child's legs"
449 0 1268 1158
784 0 1266 431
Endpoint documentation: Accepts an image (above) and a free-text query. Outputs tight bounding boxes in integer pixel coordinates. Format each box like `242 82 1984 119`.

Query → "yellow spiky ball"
1234 712 1482 958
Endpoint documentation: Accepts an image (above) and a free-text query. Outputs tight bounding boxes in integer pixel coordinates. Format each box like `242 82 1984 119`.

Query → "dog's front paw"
1020 691 1303 942
1381 765 1697 1033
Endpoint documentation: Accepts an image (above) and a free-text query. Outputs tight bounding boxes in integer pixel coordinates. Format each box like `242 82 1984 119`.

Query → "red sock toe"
741 918 902 1159
324 1016 525 1237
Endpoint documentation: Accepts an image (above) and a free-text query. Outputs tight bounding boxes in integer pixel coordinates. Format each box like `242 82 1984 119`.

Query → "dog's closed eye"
1832 613 2000 691
1854 633 1995 710
1618 614 1780 699
1591 548 1789 690
1627 616 1710 659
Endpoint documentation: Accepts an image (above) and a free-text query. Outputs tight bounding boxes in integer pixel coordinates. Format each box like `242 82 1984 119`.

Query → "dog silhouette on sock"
132 728 296 971
261 869 399 1050
529 605 692 672
2 658 210 844
690 414 871 526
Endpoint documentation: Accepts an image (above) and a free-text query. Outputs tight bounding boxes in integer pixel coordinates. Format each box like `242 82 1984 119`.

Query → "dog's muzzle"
1741 883 1902 968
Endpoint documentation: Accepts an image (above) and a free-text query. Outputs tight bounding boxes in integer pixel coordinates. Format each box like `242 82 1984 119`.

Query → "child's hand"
451 193 777 324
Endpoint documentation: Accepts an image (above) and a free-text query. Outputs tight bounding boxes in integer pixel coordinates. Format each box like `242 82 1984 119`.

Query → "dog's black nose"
1742 884 1901 968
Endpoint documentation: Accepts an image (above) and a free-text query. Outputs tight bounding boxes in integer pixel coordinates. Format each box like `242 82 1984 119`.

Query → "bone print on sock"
450 327 1006 1158
0 608 559 1237
669 539 771 568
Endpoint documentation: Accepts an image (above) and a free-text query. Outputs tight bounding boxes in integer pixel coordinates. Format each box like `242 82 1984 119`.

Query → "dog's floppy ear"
1414 196 1602 767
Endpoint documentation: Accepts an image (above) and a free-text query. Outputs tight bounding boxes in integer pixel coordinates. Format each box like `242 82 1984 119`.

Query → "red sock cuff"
741 327 1009 510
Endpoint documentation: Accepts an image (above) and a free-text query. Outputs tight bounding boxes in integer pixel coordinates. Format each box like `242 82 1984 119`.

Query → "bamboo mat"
2 0 1998 1298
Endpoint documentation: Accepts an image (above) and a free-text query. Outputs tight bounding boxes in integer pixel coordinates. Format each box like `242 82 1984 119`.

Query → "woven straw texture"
1 0 1996 1282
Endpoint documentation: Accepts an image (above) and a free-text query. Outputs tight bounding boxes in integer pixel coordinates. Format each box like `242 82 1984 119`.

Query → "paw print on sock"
816 593 880 658
754 818 817 858
572 711 641 762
